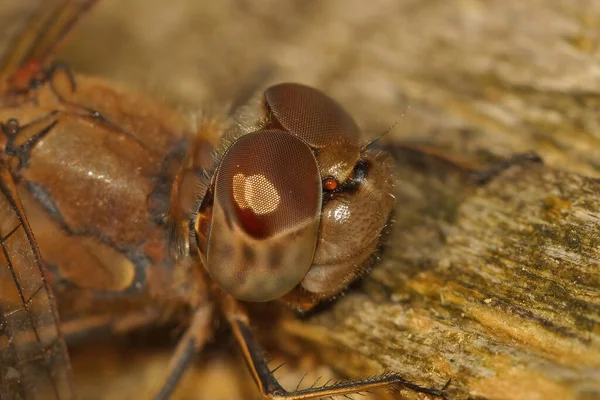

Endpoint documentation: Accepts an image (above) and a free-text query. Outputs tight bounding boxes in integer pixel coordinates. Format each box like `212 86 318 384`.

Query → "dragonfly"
3 0 536 398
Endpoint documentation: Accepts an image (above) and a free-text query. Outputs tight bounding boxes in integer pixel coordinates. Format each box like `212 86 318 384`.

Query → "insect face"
201 129 322 302
196 83 395 304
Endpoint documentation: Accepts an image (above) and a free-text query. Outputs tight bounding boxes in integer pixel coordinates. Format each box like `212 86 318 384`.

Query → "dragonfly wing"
0 161 75 400
0 1 103 398
0 0 98 87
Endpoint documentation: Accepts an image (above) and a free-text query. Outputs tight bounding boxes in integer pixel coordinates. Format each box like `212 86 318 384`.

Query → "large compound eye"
206 130 322 302
263 83 361 148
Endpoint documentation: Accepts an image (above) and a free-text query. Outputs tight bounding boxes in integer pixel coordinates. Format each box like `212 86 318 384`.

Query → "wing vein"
0 163 75 400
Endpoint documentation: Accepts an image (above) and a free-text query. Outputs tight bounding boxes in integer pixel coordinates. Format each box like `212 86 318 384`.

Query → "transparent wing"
0 0 97 88
0 1 96 395
0 161 75 400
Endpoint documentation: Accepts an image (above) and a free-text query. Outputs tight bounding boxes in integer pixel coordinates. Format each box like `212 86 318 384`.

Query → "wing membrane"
0 162 75 400
0 1 101 398
0 0 98 86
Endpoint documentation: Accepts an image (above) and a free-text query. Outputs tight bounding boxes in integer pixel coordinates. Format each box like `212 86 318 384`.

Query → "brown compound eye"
263 83 361 149
206 129 323 302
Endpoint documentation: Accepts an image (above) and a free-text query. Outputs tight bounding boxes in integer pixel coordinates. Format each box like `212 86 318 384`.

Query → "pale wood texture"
281 162 600 400
1 0 599 399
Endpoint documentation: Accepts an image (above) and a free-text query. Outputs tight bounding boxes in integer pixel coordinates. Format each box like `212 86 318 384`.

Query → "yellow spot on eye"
232 173 281 215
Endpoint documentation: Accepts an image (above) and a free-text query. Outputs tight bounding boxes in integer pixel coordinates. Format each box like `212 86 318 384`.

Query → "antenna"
362 104 410 151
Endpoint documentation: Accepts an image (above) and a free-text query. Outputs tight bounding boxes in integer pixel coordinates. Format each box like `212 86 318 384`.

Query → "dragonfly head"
195 83 395 303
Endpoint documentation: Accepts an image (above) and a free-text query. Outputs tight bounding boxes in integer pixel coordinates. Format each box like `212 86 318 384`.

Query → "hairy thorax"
0 73 215 326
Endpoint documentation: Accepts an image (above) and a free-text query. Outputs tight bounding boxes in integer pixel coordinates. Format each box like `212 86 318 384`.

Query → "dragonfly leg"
221 294 449 400
152 303 214 400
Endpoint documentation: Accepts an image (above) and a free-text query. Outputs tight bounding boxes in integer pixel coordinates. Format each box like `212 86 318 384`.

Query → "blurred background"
56 0 600 179
1 0 599 399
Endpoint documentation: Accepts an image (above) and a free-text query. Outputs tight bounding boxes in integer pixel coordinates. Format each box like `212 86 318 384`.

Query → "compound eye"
263 83 361 148
207 129 323 301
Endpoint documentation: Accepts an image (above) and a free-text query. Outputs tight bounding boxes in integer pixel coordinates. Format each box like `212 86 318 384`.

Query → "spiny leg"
152 303 214 400
221 294 449 400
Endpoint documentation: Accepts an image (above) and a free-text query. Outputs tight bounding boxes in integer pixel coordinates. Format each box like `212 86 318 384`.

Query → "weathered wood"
281 161 600 400
1 0 599 399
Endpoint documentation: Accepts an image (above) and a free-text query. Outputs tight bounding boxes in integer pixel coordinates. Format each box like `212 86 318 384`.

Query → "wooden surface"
1 0 599 399
282 162 600 400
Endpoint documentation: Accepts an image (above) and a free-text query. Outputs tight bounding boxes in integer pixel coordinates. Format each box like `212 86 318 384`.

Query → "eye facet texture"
207 129 322 301
264 83 361 148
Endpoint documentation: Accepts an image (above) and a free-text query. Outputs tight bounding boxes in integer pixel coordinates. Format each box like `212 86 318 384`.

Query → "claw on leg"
220 294 449 400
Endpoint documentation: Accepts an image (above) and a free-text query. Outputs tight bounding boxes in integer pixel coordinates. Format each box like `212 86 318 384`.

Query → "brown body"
1 73 211 327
